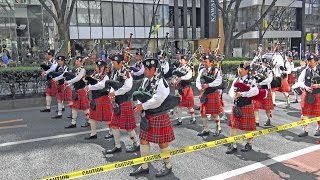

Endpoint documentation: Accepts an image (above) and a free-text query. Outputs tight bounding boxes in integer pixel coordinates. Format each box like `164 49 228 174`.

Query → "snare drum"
293 87 303 95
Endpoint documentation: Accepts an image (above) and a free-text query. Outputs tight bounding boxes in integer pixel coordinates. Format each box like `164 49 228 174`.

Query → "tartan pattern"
179 86 195 108
111 101 136 130
230 104 256 131
254 90 274 111
89 95 113 122
70 88 90 110
301 91 320 116
55 84 65 101
139 113 175 144
278 77 290 93
200 91 223 115
64 86 73 102
45 80 57 96
288 73 295 85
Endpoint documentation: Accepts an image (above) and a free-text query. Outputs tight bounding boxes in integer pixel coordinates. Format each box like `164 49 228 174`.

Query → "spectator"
2 49 10 68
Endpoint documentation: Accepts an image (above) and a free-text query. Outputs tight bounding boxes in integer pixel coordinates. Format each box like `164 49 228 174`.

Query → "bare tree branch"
4 0 13 11
214 0 227 15
227 0 236 13
39 0 59 25
66 0 76 27
61 0 68 20
51 0 62 20
230 0 241 34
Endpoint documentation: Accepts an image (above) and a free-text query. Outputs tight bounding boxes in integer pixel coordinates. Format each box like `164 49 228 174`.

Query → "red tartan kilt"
55 84 65 101
230 104 256 131
301 91 320 116
139 113 175 144
288 73 295 85
200 91 223 115
254 90 274 111
64 86 73 102
179 86 195 108
70 88 90 110
45 80 57 96
278 78 290 92
89 95 113 122
111 101 136 130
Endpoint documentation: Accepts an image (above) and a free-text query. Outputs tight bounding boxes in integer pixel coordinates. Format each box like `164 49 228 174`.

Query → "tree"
214 0 278 57
38 0 76 55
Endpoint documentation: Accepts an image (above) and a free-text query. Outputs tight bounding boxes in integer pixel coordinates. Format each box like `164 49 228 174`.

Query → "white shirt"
53 65 68 81
228 75 259 98
132 65 145 76
67 68 85 85
140 78 170 110
258 68 273 89
297 66 318 88
196 67 222 91
161 60 170 74
179 65 192 81
272 54 284 77
111 70 133 96
45 58 58 75
88 75 109 91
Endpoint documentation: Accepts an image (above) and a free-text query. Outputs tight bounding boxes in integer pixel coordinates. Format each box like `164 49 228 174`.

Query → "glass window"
89 1 101 26
27 4 42 18
113 2 123 26
134 3 144 26
144 4 153 26
124 3 134 26
163 5 169 27
77 0 89 26
101 2 113 26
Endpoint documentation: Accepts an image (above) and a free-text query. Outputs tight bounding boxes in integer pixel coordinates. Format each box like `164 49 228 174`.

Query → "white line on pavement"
203 144 320 180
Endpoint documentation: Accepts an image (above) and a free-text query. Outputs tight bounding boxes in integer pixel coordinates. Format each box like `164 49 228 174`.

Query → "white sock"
106 123 113 135
57 102 63 116
71 109 78 125
84 109 90 122
62 101 65 109
294 91 298 101
89 119 97 136
160 147 171 169
301 115 308 132
176 107 182 120
128 130 139 144
272 92 276 104
230 128 238 148
254 111 259 123
215 116 221 130
46 96 52 109
201 117 209 132
112 128 121 148
140 144 150 169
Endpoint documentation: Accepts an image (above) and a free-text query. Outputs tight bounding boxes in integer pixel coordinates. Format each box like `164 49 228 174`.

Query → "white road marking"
0 124 27 130
0 119 23 124
203 145 320 180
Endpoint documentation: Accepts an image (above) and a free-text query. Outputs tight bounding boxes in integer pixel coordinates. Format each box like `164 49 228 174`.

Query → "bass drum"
292 82 303 95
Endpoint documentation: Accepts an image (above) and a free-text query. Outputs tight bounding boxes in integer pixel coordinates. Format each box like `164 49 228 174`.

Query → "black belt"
115 94 129 104
235 97 252 107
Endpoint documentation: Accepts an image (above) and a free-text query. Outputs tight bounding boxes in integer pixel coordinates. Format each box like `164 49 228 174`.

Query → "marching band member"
253 58 274 127
105 54 139 154
287 55 295 87
278 55 292 108
51 56 68 119
271 51 284 106
84 61 114 140
130 58 175 177
227 61 259 153
291 59 307 103
173 55 196 125
64 57 90 129
297 55 320 137
131 52 145 78
40 50 57 112
196 54 223 137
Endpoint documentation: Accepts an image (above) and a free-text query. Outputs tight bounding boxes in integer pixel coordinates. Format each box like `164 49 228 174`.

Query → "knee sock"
57 102 63 116
254 110 259 123
46 96 52 109
201 117 209 132
230 128 238 148
190 108 195 121
140 144 150 169
301 115 308 132
71 109 78 125
112 128 121 148
160 147 171 169
215 116 221 130
89 119 97 136
128 130 139 145
272 92 276 104
84 109 90 122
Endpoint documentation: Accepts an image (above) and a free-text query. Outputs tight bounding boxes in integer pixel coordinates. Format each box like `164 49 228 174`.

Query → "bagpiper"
84 60 114 140
291 59 307 103
105 54 140 154
196 54 223 137
130 58 175 177
227 61 259 154
297 55 320 137
64 57 90 129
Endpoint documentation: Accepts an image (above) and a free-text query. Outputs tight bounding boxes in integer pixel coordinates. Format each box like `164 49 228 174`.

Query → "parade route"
0 93 319 180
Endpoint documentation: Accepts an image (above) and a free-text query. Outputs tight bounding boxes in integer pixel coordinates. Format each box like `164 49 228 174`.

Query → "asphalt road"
0 92 319 180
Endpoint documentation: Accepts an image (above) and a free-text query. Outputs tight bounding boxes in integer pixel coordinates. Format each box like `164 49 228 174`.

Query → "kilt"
55 84 65 101
301 91 320 117
254 90 274 111
89 95 113 122
200 91 223 115
45 80 57 96
70 88 90 110
179 86 195 108
278 78 290 93
288 73 295 85
230 104 256 131
139 113 175 144
111 101 136 130
64 86 73 102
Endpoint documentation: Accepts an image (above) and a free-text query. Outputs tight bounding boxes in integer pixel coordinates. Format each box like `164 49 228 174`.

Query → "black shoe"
105 146 122 154
194 106 200 111
65 124 76 129
40 109 50 112
188 120 196 125
256 122 259 127
291 100 299 103
197 130 210 136
51 115 62 119
226 145 237 154
129 166 149 176
105 134 114 139
264 119 271 127
273 104 276 107
315 130 320 136
155 165 172 177
241 143 252 152
84 134 97 140
67 115 72 119
81 122 90 127
55 108 65 112
213 127 222 137
298 131 308 137
174 121 182 126
126 143 140 153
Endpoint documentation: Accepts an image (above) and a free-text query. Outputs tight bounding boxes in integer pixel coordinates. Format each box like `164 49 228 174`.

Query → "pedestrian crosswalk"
0 119 27 130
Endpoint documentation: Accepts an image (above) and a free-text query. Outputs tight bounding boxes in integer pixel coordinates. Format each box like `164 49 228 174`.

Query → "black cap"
180 55 188 61
96 60 107 67
110 54 124 63
307 54 318 61
239 61 251 70
75 56 83 62
136 52 141 56
46 49 55 56
56 55 66 61
143 58 159 69
202 54 214 62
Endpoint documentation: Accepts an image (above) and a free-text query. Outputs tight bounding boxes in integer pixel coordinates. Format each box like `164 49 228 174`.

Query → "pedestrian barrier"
41 117 320 180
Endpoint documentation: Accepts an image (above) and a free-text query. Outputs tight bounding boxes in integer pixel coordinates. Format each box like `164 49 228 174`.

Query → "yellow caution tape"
41 117 320 180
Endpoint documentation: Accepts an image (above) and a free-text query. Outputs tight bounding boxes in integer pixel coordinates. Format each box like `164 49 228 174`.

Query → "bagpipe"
40 40 65 71
84 76 109 110
233 82 267 101
63 72 86 90
250 44 263 73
